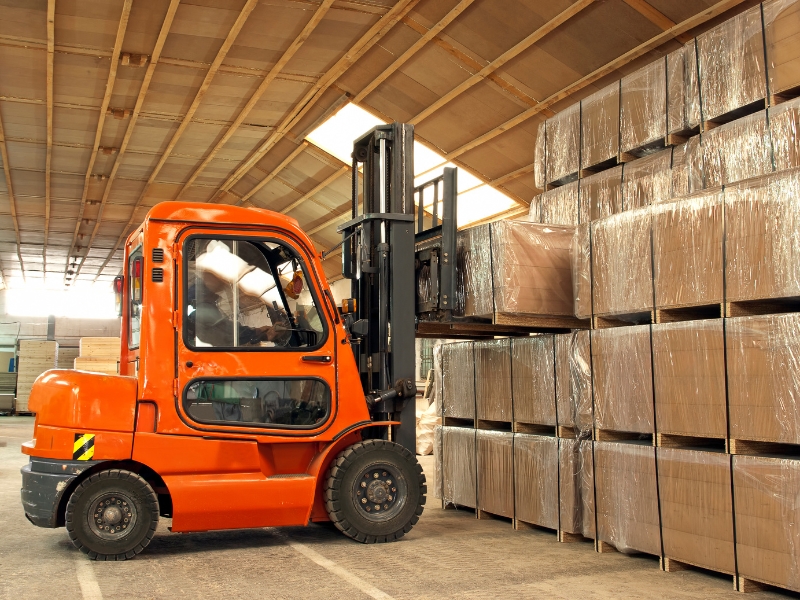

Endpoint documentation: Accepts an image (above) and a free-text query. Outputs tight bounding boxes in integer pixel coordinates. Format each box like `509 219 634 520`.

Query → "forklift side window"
129 248 143 349
184 238 325 350
184 378 330 427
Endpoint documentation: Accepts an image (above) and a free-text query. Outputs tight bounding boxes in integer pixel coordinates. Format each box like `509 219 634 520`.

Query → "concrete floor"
1 417 797 600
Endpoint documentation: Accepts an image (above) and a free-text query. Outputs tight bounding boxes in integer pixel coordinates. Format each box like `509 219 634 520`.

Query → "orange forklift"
20 123 459 560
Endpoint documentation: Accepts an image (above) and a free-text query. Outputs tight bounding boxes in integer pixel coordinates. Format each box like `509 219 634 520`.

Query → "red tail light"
113 275 124 316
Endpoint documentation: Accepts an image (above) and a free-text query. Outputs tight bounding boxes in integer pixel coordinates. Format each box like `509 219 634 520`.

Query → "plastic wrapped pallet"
700 110 772 189
667 44 700 135
558 438 595 538
727 313 800 445
592 325 654 435
658 449 735 574
768 96 800 172
433 425 442 499
621 58 666 154
579 165 622 221
545 103 580 185
477 430 514 518
555 331 593 437
652 191 724 310
534 122 546 190
621 148 672 210
684 40 702 130
456 225 493 317
475 338 512 423
764 0 800 101
528 194 541 223
539 181 579 226
594 441 661 555
514 433 558 528
571 223 592 320
441 341 475 420
725 168 800 303
696 4 768 123
653 320 727 439
581 82 620 170
511 336 556 427
670 140 704 197
734 455 800 593
591 208 653 317
441 426 477 508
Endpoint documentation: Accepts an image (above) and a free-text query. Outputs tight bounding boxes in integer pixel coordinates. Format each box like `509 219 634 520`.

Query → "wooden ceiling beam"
491 163 535 187
443 0 748 161
0 107 24 283
44 0 54 275
235 140 309 206
211 0 422 203
622 0 693 44
305 207 351 236
352 0 476 104
178 0 335 201
409 0 595 125
280 166 349 215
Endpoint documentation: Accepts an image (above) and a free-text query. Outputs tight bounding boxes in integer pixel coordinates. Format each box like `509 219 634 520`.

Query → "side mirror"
350 319 369 337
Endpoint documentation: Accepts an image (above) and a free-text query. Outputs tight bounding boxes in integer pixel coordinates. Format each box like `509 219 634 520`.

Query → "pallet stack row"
73 337 120 376
15 340 58 413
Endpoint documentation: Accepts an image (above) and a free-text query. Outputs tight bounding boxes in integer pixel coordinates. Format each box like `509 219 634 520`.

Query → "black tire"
324 440 425 543
65 469 159 561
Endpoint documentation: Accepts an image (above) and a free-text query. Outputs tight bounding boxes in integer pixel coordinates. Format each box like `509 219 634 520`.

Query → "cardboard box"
581 82 620 170
667 44 700 133
727 313 800 444
534 122 546 190
456 225 494 317
670 139 704 198
441 426 477 508
621 148 673 210
621 59 666 154
700 110 772 189
579 165 623 222
652 191 724 309
658 448 735 574
539 181 579 226
514 433 558 528
571 223 592 320
477 430 514 518
559 438 596 538
734 455 800 592
441 341 475 420
555 331 593 436
512 336 556 426
764 0 800 97
475 338 512 423
595 441 661 555
653 320 727 439
769 96 800 172
592 325 654 434
545 103 580 185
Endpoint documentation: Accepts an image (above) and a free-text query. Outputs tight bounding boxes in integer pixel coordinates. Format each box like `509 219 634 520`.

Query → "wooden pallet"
724 297 800 318
443 502 476 513
594 429 653 444
579 156 621 179
735 575 781 594
769 85 800 107
494 312 590 331
592 311 654 330
654 303 724 324
514 518 557 536
513 422 556 435
557 425 577 439
655 433 728 452
660 557 735 588
596 539 660 560
701 98 768 132
477 509 513 523
477 419 512 432
728 439 800 457
558 530 592 543
442 416 475 428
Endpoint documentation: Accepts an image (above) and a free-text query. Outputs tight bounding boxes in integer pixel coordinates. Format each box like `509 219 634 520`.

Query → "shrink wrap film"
658 449 735 574
595 441 661 555
652 191 724 309
514 433 558 528
733 455 800 593
558 439 596 538
511 336 556 426
431 343 443 415
477 430 514 518
621 59 667 154
670 140 704 197
667 46 700 135
441 341 475 420
579 165 623 221
456 225 493 317
580 82 620 170
539 181 579 226
528 194 541 223
726 313 800 445
475 338 512 423
441 426 477 509
545 103 580 184
591 208 653 317
768 96 800 172
652 320 727 439
685 40 702 130
701 110 772 189
433 425 442 499
725 168 800 303
571 223 592 320
555 331 593 437
592 325 654 435
697 5 768 122
621 148 673 210
534 122 546 190
764 0 800 98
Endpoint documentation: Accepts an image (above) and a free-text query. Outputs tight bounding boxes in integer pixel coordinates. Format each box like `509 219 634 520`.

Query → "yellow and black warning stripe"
73 433 95 461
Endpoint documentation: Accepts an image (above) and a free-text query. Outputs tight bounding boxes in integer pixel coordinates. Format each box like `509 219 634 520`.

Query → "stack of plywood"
74 337 120 376
16 340 58 413
57 347 80 370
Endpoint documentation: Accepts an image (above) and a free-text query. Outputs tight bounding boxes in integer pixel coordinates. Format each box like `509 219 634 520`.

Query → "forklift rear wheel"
65 469 159 560
324 440 426 543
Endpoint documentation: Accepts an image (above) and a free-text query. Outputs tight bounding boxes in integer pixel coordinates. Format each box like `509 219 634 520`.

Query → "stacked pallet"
74 337 120 376
16 340 58 413
57 347 79 370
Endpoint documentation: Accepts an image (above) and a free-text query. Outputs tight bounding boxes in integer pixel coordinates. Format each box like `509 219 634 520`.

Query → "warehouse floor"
1 417 795 600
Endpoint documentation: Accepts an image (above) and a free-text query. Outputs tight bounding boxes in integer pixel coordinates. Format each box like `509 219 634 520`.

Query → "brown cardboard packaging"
667 44 700 134
475 338 512 423
441 426 477 508
769 95 800 172
734 455 800 593
579 165 623 222
658 448 735 574
700 110 772 189
514 433 558 528
595 441 661 555
441 341 475 420
571 223 592 320
697 4 767 122
555 331 593 436
622 148 673 210
581 82 620 170
621 59 666 154
652 191 724 309
539 181 579 226
764 0 800 98
477 430 514 518
433 425 442 499
558 438 596 538
592 325 654 434
653 320 727 439
456 224 493 317
670 140 704 200
546 103 580 185
512 336 556 426
726 313 800 445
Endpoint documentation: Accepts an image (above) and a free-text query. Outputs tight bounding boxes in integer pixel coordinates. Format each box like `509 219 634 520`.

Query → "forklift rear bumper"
21 458 92 528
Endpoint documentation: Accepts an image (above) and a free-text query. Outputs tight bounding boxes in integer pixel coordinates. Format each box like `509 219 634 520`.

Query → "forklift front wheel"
324 440 425 543
65 469 159 560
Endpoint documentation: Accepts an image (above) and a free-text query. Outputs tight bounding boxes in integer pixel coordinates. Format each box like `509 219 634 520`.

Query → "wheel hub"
88 493 137 540
354 466 402 519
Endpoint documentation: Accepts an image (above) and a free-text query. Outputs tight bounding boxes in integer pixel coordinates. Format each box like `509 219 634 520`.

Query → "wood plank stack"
74 337 120 375
16 340 58 413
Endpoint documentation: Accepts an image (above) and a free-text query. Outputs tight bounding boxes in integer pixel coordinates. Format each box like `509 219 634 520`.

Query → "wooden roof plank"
237 140 308 206
0 108 24 283
622 0 693 43
280 165 348 215
44 0 54 274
